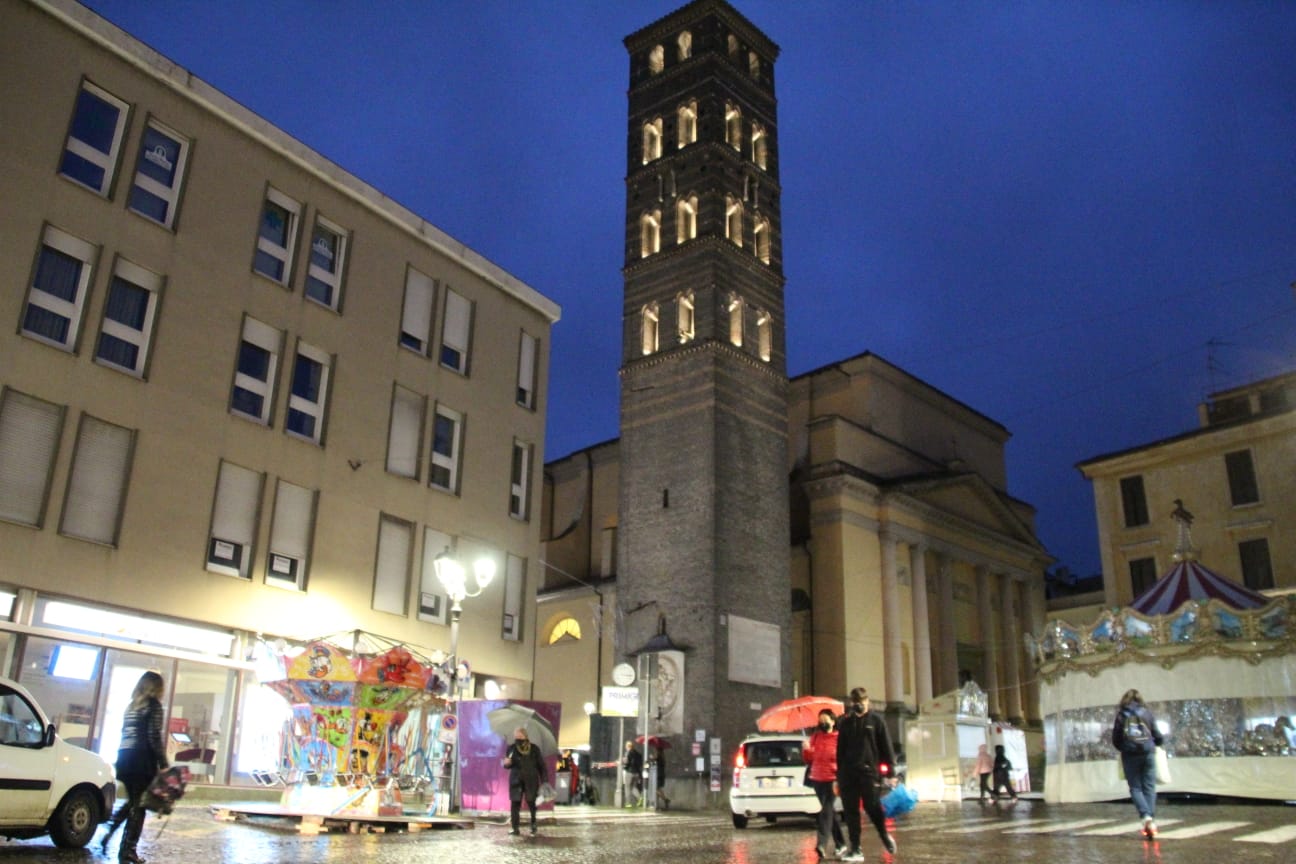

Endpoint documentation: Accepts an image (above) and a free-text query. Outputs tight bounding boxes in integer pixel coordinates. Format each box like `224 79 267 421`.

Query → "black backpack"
1122 710 1151 748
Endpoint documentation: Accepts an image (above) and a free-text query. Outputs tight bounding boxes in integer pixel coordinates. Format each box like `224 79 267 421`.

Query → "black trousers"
838 776 886 851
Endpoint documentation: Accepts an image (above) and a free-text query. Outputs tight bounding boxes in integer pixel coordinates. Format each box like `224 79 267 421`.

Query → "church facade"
535 0 1050 808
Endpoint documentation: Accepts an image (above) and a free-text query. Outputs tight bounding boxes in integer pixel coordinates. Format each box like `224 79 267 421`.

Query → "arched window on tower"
678 31 692 60
677 100 698 147
752 122 768 170
676 194 698 244
756 309 772 361
640 210 661 258
677 291 695 343
649 44 664 74
642 117 663 164
727 34 739 57
748 51 760 79
725 196 743 247
753 216 771 264
727 293 744 347
725 102 743 150
641 302 659 355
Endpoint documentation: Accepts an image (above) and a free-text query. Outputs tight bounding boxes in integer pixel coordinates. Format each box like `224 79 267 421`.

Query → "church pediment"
889 472 1044 551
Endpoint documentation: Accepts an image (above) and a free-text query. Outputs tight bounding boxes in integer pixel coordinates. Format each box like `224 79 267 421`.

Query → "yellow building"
1079 370 1296 608
0 0 558 786
538 353 1052 752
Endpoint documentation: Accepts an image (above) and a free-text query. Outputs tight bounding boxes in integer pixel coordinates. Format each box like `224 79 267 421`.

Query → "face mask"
819 720 831 731
851 702 866 715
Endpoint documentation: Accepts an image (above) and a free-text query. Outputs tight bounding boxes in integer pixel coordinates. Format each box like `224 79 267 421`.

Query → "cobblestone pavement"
2 797 1294 863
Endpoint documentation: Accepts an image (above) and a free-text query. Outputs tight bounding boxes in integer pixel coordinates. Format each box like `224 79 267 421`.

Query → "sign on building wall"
727 614 781 687
601 685 639 717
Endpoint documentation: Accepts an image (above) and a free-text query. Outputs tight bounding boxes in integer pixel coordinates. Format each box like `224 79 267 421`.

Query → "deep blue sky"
80 1 1296 577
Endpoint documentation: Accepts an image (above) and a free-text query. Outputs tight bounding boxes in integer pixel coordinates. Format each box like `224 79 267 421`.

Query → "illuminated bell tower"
618 0 790 805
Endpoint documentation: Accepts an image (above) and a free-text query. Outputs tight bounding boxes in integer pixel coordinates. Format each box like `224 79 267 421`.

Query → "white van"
729 733 825 828
0 676 117 848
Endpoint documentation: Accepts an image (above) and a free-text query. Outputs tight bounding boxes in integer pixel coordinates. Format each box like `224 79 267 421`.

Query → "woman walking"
502 726 547 835
1112 688 1165 839
101 671 168 863
803 708 847 860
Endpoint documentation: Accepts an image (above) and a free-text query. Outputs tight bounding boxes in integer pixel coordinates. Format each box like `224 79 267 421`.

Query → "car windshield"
745 740 804 768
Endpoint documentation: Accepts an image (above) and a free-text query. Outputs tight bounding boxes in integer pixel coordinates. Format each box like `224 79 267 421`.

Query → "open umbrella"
636 735 671 750
487 704 559 756
756 695 845 733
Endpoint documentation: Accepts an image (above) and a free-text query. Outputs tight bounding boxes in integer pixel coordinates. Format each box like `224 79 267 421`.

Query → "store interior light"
41 600 235 656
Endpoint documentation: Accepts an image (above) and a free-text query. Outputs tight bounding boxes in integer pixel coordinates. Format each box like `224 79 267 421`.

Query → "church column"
909 542 933 706
975 564 1000 717
880 531 903 707
1023 572 1045 725
936 553 958 694
999 572 1023 723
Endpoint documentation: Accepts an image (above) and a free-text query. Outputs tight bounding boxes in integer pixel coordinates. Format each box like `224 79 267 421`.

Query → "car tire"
47 787 99 848
732 813 748 829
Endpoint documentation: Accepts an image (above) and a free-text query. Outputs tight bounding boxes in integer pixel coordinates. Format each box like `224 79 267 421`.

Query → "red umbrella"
756 696 844 733
636 735 671 750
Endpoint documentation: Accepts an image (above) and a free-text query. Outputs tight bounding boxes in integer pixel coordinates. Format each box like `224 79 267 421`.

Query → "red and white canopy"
1130 558 1270 616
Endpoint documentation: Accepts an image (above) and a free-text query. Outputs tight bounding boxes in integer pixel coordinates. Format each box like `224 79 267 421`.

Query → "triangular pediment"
887 472 1045 551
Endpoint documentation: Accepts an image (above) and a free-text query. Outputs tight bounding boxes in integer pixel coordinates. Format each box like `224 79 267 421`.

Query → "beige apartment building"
0 0 558 786
1079 370 1295 609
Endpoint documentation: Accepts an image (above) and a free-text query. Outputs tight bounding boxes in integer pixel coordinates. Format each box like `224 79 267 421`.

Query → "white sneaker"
841 851 865 862
1142 818 1157 839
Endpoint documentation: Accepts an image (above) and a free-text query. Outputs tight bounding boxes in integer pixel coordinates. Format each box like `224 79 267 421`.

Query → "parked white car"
0 676 116 848
729 733 829 828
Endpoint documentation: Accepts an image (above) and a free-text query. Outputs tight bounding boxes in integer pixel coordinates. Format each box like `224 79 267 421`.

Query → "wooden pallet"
210 802 474 835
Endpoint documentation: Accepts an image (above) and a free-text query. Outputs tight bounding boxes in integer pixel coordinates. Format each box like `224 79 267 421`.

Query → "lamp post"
434 547 496 813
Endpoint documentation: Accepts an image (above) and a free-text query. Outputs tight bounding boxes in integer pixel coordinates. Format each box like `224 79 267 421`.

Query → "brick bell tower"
618 0 790 806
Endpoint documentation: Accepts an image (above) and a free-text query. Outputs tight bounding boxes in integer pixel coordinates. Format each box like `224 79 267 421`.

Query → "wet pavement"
2 797 1294 863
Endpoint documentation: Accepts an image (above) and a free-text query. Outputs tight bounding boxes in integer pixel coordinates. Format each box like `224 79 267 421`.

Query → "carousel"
1035 508 1295 803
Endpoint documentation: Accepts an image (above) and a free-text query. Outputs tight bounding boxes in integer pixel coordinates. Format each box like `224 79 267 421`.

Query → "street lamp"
433 547 495 814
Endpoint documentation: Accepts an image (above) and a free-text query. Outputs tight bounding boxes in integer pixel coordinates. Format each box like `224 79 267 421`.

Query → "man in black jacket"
835 687 897 860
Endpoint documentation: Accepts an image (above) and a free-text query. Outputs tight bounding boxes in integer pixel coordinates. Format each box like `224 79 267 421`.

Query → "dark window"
1224 450 1259 506
1129 557 1157 597
1238 539 1274 591
1120 476 1149 527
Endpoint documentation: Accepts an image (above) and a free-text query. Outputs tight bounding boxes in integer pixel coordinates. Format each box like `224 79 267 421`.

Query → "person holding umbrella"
803 708 847 860
503 727 547 835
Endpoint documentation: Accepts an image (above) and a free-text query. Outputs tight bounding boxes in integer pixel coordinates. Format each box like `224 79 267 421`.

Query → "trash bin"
555 771 572 804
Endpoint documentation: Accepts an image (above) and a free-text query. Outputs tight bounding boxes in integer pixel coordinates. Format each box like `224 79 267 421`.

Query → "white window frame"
127 117 191 229
678 100 698 147
386 385 425 479
517 331 538 410
510 440 533 521
440 288 473 374
373 514 413 615
230 316 282 425
676 195 698 244
0 388 65 528
267 479 316 591
400 267 436 354
756 309 773 361
305 214 348 310
642 117 663 164
95 257 162 377
677 291 695 343
429 404 463 494
60 80 129 196
641 302 659 355
640 210 661 258
22 225 96 352
252 187 300 285
728 293 744 347
285 340 331 445
207 460 263 579
418 527 452 625
58 414 134 546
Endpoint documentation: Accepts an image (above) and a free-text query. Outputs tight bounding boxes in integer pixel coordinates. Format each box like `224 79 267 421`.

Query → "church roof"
1129 558 1270 616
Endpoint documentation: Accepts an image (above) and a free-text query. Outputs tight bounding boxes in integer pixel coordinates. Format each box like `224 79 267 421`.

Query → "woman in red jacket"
803 709 847 860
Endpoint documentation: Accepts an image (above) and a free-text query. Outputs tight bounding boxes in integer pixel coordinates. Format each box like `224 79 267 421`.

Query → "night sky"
78 1 1296 577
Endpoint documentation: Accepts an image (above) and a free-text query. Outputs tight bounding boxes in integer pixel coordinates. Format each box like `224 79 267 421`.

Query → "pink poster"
458 699 562 815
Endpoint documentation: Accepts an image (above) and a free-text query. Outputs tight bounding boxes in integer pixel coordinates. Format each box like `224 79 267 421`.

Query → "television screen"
48 644 99 681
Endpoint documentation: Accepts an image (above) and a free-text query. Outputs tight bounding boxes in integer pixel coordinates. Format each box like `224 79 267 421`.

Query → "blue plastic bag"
881 782 918 818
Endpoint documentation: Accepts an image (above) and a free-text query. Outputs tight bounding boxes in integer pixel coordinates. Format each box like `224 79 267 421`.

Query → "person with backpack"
1111 688 1165 839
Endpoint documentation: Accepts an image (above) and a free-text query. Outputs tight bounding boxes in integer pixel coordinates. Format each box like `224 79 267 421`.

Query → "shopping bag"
1154 747 1171 784
143 766 188 814
536 782 556 805
881 782 918 818
1116 757 1124 782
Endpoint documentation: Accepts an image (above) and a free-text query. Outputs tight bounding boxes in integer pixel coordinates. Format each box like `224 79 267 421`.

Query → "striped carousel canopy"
1129 558 1270 616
